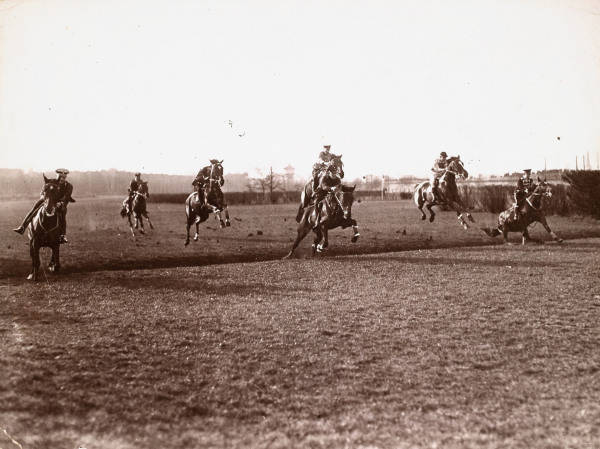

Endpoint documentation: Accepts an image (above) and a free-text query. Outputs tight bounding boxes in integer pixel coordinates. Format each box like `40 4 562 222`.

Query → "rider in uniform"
193 159 224 206
513 169 535 221
13 168 74 244
127 172 148 213
430 151 448 201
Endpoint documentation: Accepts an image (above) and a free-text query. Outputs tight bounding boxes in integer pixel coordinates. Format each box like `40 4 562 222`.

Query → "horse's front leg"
223 205 231 227
28 241 40 281
49 244 60 273
313 226 323 255
215 209 225 228
426 203 436 223
317 227 328 252
138 216 145 234
144 211 154 229
538 216 563 243
350 219 360 243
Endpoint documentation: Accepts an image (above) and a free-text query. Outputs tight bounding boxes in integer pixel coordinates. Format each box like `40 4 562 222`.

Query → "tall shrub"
562 170 600 218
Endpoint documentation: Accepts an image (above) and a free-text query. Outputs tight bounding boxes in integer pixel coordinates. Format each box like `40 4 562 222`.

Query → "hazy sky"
1 0 599 179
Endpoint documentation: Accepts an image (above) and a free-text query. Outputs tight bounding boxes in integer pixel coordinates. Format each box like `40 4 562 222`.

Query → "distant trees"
248 167 284 203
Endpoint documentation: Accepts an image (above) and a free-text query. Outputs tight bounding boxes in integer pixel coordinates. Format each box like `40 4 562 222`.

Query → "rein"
37 205 60 233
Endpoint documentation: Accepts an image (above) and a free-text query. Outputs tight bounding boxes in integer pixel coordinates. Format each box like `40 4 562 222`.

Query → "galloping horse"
120 181 153 236
284 184 360 259
413 156 475 229
194 160 231 228
297 157 344 222
481 178 563 244
27 176 65 280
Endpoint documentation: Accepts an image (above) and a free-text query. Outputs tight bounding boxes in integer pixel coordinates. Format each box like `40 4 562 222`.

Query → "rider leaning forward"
14 168 74 244
513 168 536 221
193 159 224 206
430 151 449 200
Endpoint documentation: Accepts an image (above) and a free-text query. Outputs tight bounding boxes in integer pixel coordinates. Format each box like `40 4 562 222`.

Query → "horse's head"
137 181 148 196
208 159 224 185
339 184 356 220
41 175 60 214
330 154 344 178
532 177 552 199
447 156 468 180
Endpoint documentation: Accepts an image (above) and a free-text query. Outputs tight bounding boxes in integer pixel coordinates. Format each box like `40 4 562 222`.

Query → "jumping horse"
284 184 360 259
481 178 563 244
413 156 475 230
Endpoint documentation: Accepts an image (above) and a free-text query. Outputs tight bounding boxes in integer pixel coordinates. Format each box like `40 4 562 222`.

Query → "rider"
430 151 449 201
127 172 148 213
312 145 335 190
193 159 224 206
13 168 74 244
513 168 536 221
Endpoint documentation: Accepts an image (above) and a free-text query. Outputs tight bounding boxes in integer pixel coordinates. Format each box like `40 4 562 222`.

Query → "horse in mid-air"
481 178 563 244
194 160 231 229
120 181 153 237
26 176 68 280
413 156 475 229
284 184 359 259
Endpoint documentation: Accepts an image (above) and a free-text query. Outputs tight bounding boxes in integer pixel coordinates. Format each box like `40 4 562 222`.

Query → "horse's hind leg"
312 227 323 255
215 210 225 228
317 227 328 252
350 219 360 243
138 216 145 234
283 223 311 259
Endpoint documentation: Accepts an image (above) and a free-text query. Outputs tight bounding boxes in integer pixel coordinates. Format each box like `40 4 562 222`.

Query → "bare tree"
249 167 284 203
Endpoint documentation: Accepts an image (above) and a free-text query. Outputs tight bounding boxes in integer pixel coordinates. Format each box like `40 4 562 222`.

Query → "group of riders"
13 148 540 244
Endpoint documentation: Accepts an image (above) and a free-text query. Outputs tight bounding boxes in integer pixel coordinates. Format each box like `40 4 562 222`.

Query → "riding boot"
14 198 44 234
512 204 519 221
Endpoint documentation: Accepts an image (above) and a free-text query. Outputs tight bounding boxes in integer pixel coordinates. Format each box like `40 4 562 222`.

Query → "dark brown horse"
296 160 343 222
413 156 475 229
26 176 64 280
194 160 231 228
284 184 359 259
120 181 153 237
481 178 563 244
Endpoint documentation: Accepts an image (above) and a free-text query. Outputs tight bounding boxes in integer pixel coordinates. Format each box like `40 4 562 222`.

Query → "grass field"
1 198 599 448
1 197 599 278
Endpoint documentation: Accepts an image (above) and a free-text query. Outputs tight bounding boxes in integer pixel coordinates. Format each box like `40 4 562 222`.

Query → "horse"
120 181 153 237
296 160 343 223
184 186 212 246
413 156 475 230
481 178 563 244
194 160 231 228
26 176 65 280
284 184 360 259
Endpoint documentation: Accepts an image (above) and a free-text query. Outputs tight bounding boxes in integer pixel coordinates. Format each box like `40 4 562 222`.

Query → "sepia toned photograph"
1 0 599 448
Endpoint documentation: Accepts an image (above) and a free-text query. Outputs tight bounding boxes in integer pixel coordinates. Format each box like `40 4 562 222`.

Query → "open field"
1 238 599 448
1 197 599 279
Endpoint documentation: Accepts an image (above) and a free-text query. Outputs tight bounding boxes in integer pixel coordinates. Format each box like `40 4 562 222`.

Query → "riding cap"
440 151 447 158
523 169 531 173
323 145 331 150
134 172 141 176
55 168 69 175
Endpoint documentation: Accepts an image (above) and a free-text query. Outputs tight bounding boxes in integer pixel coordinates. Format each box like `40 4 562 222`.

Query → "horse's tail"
414 181 428 206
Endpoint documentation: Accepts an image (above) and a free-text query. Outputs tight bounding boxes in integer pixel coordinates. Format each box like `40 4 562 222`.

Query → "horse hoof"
421 216 426 221
429 216 435 223
27 274 34 281
220 221 225 229
351 234 359 243
226 221 231 227
194 235 199 241
556 238 563 243
140 230 145 234
468 215 475 223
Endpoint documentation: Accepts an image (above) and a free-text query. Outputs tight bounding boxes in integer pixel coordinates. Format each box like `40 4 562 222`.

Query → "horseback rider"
13 168 74 244
430 151 449 201
513 169 536 221
193 159 224 206
127 172 148 213
312 145 336 190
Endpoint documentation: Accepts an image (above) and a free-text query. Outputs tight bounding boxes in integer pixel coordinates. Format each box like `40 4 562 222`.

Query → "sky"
1 0 599 180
